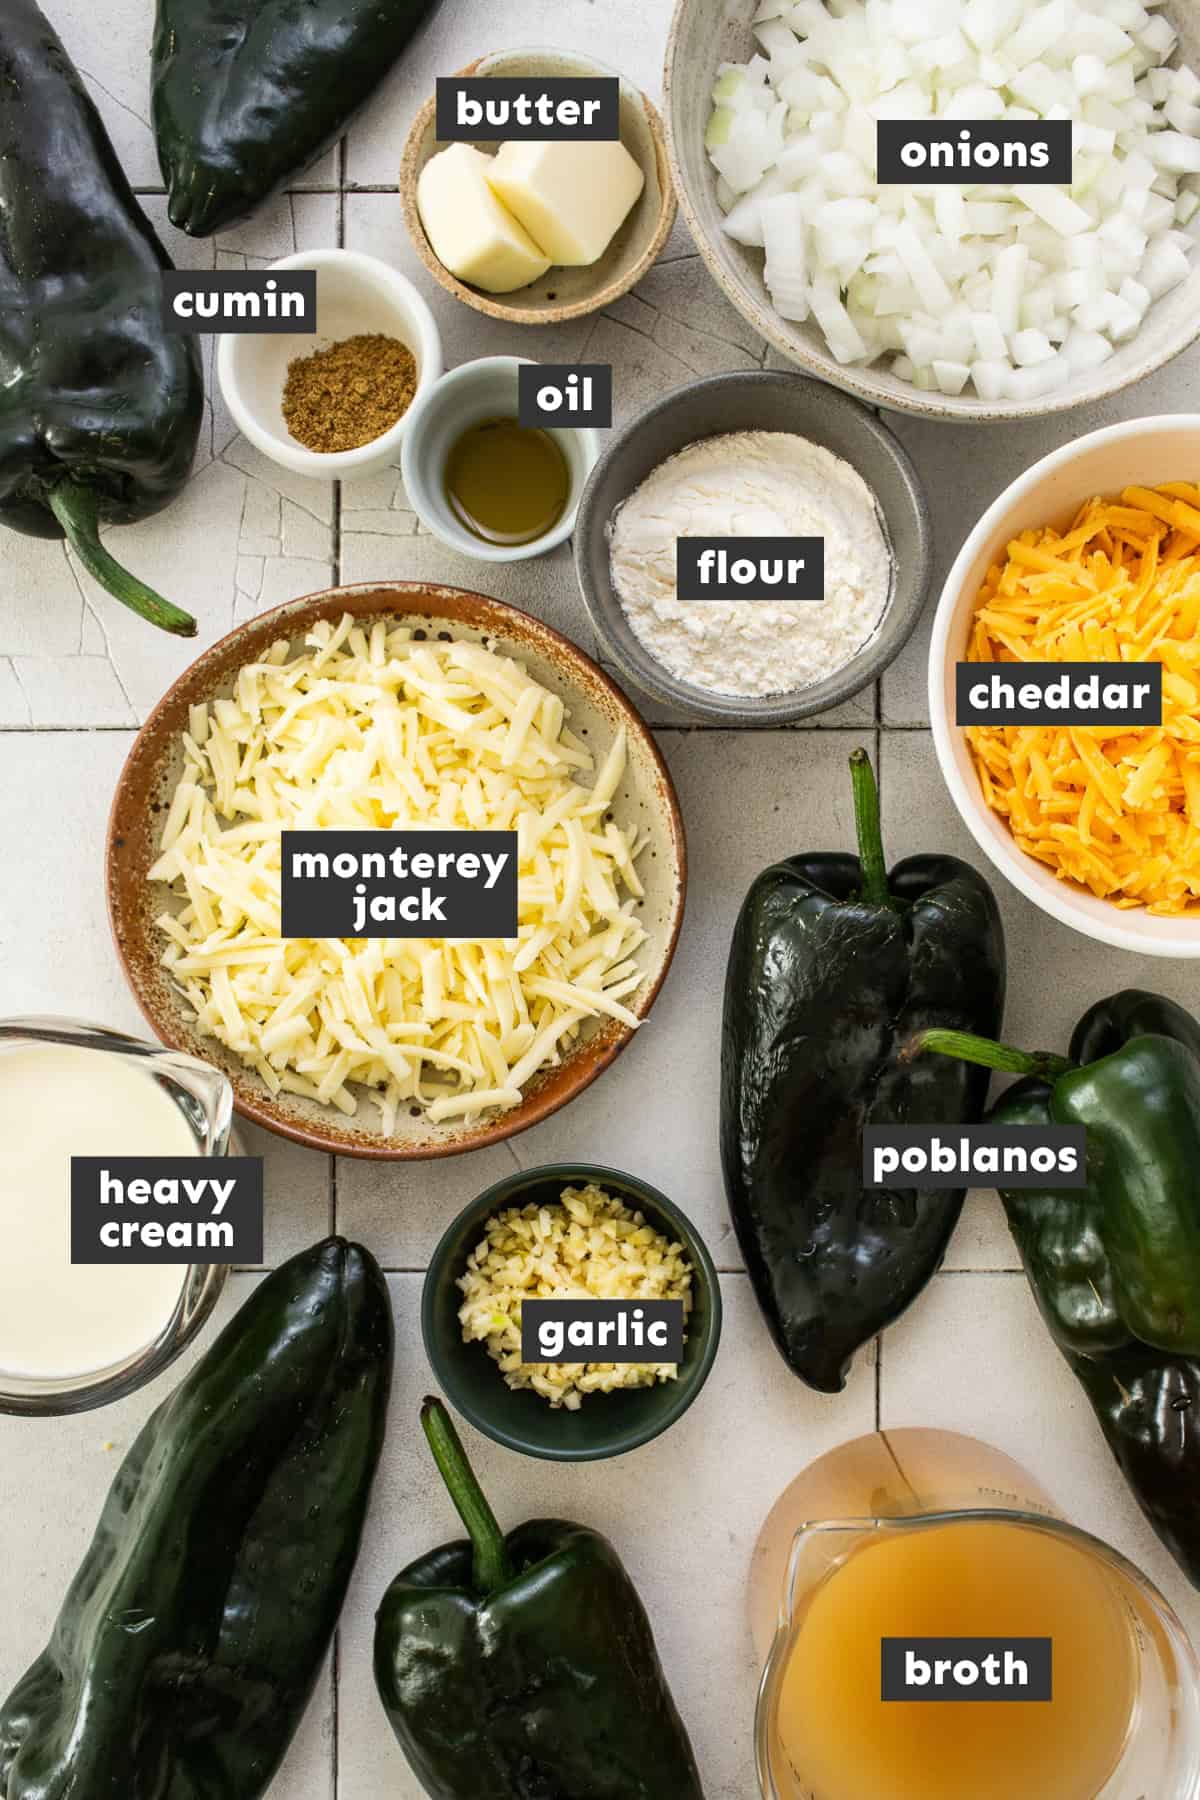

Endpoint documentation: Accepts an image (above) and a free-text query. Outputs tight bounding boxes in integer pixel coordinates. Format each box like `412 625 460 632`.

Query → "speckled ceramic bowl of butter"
573 370 932 725
399 48 676 326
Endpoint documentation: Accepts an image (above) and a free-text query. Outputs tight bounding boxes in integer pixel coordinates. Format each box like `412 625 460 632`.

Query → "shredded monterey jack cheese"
149 615 648 1129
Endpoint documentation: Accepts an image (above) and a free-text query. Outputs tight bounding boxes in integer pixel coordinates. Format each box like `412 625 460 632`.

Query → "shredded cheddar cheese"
149 616 648 1129
966 483 1200 916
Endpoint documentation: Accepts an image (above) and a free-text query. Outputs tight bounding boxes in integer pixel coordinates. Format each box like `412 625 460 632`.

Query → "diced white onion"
704 0 1200 402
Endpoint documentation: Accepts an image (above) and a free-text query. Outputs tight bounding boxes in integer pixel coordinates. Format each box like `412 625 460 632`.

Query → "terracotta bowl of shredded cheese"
106 583 686 1156
930 416 1200 955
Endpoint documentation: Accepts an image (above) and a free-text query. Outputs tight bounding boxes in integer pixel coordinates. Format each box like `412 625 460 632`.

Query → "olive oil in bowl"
444 417 569 547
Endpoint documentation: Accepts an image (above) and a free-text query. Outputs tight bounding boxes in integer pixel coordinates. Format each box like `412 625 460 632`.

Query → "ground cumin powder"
282 333 417 453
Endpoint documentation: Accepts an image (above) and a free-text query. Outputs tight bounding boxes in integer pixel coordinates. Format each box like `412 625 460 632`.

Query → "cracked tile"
236 555 265 602
282 499 332 560
222 439 335 524
634 257 767 359
12 656 136 727
211 191 340 264
0 539 82 658
603 289 658 335
257 557 335 613
240 482 282 555
586 317 694 425
0 660 31 727
41 0 158 184
341 465 406 512
79 603 107 655
653 313 761 377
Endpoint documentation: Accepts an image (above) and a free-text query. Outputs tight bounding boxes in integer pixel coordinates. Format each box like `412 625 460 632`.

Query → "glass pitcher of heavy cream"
0 1017 232 1415
751 1430 1200 1800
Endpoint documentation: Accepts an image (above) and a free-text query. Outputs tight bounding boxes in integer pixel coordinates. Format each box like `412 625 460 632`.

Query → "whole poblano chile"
0 1237 393 1797
0 0 203 637
375 1397 706 1798
913 989 1200 1588
152 0 443 236
721 748 1006 1392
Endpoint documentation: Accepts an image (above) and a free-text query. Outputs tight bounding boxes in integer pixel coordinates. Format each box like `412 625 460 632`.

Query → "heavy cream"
0 1043 194 1379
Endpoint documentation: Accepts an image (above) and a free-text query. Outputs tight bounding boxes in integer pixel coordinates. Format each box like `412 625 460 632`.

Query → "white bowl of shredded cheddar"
107 582 686 1156
930 416 1200 955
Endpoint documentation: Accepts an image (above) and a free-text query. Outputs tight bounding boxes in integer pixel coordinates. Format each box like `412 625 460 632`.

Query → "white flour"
607 431 893 698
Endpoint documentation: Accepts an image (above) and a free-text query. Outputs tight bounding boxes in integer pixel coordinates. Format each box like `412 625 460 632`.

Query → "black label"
518 364 613 429
863 1126 1086 1189
883 1639 1052 1702
877 120 1073 184
957 661 1162 726
436 77 620 142
520 1299 685 1364
676 537 824 601
162 270 316 334
280 830 518 939
70 1157 263 1264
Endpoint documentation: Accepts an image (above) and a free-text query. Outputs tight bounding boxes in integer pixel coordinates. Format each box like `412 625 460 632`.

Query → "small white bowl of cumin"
217 249 443 481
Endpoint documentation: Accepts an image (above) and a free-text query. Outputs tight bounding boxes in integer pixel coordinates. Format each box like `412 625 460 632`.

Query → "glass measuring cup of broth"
0 1017 233 1416
751 1430 1200 1800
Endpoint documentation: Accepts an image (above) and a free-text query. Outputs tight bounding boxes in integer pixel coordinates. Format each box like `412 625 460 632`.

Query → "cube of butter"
485 139 646 267
416 144 551 294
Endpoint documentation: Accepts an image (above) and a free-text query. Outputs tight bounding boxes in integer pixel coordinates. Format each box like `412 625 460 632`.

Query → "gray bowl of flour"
573 370 931 725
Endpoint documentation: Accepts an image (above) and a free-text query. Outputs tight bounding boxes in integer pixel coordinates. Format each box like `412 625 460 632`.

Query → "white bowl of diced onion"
664 0 1200 420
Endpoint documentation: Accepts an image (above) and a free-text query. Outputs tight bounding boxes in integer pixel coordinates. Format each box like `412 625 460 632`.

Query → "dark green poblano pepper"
0 1239 393 1797
374 1399 705 1799
0 0 203 637
913 990 1200 1588
152 0 443 235
721 749 1006 1393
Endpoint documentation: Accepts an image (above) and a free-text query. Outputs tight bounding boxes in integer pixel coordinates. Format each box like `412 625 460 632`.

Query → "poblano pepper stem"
849 748 891 908
907 1027 1073 1081
420 1397 511 1595
48 482 197 639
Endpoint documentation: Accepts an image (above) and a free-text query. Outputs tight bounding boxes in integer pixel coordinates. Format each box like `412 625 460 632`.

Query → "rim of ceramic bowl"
661 0 1200 424
400 356 601 560
399 51 677 326
573 369 932 724
929 414 1200 956
216 248 444 475
421 1161 723 1461
105 581 688 1157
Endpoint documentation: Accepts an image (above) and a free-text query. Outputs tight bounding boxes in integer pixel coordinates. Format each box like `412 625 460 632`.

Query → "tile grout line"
874 704 884 1430
330 130 347 1800
0 719 937 736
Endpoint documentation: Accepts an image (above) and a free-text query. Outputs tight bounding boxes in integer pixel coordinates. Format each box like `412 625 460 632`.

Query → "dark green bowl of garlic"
422 1163 722 1461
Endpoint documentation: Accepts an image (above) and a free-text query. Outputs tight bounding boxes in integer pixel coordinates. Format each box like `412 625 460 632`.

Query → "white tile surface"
338 1276 875 1800
10 0 1200 1794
